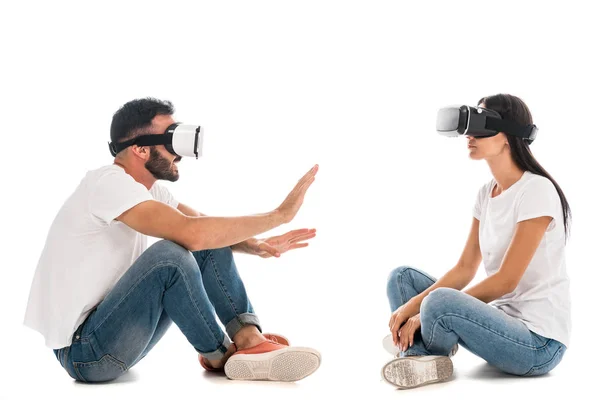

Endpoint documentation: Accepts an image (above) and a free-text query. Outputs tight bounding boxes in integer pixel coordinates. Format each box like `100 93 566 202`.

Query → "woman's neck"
486 154 524 195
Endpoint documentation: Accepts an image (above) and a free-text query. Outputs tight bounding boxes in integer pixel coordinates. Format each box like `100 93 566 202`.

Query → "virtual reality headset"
436 105 538 144
109 123 204 158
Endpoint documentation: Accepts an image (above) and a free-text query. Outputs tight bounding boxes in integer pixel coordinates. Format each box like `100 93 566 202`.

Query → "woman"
382 94 571 389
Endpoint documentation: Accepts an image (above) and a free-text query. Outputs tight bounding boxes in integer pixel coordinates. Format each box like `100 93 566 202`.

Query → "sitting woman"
383 93 571 389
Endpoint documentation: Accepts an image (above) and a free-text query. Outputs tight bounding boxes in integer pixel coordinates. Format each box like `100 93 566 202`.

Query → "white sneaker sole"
381 356 453 389
224 347 321 382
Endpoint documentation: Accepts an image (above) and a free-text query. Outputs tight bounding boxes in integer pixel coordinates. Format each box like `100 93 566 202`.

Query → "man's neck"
113 160 156 190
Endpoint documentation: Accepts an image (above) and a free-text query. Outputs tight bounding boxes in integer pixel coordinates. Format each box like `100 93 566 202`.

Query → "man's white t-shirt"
474 171 571 347
24 165 179 349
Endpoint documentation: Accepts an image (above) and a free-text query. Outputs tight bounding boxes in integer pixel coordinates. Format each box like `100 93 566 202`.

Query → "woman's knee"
421 287 462 317
386 266 416 292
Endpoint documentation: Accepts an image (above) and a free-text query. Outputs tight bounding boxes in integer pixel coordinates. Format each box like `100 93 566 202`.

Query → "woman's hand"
389 301 420 347
398 313 421 352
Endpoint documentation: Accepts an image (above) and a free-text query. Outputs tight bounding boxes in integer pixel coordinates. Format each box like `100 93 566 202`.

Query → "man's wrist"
271 209 287 225
232 237 257 253
231 240 248 253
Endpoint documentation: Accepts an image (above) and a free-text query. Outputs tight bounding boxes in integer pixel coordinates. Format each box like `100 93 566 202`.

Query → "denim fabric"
387 266 566 376
53 240 261 382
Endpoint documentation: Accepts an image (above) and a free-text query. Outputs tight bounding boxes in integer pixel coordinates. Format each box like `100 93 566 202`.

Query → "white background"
1 0 599 398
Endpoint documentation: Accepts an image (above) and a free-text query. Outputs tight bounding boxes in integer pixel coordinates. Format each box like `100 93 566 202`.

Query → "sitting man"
24 98 321 383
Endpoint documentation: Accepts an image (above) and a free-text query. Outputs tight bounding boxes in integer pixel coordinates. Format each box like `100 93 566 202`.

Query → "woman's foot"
382 355 453 389
224 340 321 382
382 334 458 358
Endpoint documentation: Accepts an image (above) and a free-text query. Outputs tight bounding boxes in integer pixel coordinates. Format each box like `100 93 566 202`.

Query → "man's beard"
145 147 180 182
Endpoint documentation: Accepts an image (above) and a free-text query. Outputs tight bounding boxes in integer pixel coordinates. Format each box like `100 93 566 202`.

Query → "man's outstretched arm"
177 202 205 217
117 165 318 252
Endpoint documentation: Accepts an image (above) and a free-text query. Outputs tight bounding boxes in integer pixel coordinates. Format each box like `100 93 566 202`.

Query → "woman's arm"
404 217 483 315
464 216 552 303
390 217 482 341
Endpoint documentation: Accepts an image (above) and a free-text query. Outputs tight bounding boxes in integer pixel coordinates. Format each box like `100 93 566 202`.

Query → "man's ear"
131 145 150 160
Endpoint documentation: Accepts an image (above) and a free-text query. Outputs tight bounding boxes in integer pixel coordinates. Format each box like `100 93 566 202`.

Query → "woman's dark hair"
478 94 571 238
110 97 175 144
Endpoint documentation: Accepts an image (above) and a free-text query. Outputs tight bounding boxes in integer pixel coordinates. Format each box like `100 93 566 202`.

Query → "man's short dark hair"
110 98 175 144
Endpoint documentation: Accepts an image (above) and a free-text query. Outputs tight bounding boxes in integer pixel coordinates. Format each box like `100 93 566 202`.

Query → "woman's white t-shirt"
24 165 179 349
474 171 571 347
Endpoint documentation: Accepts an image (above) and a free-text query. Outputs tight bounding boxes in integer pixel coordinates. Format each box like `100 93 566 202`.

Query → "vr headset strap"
485 118 536 140
109 133 174 156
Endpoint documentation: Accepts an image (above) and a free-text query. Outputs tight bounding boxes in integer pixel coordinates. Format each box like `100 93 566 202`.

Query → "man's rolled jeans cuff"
225 313 262 340
199 336 233 361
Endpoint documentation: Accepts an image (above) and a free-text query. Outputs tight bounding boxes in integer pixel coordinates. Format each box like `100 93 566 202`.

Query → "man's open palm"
252 229 317 258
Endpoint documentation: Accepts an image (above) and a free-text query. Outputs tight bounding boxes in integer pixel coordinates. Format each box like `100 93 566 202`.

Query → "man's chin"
162 174 179 182
150 172 179 182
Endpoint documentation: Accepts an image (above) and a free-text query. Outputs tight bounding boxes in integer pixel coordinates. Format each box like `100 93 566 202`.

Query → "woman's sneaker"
382 355 453 389
382 334 458 358
224 340 321 382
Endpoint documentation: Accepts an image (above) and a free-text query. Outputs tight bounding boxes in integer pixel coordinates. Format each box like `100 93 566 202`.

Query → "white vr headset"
109 123 204 158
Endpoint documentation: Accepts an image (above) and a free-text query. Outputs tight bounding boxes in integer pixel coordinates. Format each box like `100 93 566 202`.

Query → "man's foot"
224 340 321 381
382 355 453 389
382 334 458 358
199 333 289 372
264 333 290 346
199 343 237 372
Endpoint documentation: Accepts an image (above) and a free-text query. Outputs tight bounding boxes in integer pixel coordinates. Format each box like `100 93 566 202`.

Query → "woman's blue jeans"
386 266 566 376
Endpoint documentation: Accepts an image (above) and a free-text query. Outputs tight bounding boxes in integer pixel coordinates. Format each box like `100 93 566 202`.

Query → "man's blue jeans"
386 266 566 376
53 240 261 382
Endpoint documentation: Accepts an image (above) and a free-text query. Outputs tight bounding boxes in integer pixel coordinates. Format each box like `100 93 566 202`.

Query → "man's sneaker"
382 355 453 389
264 333 290 346
199 333 289 372
224 340 321 381
382 334 458 358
